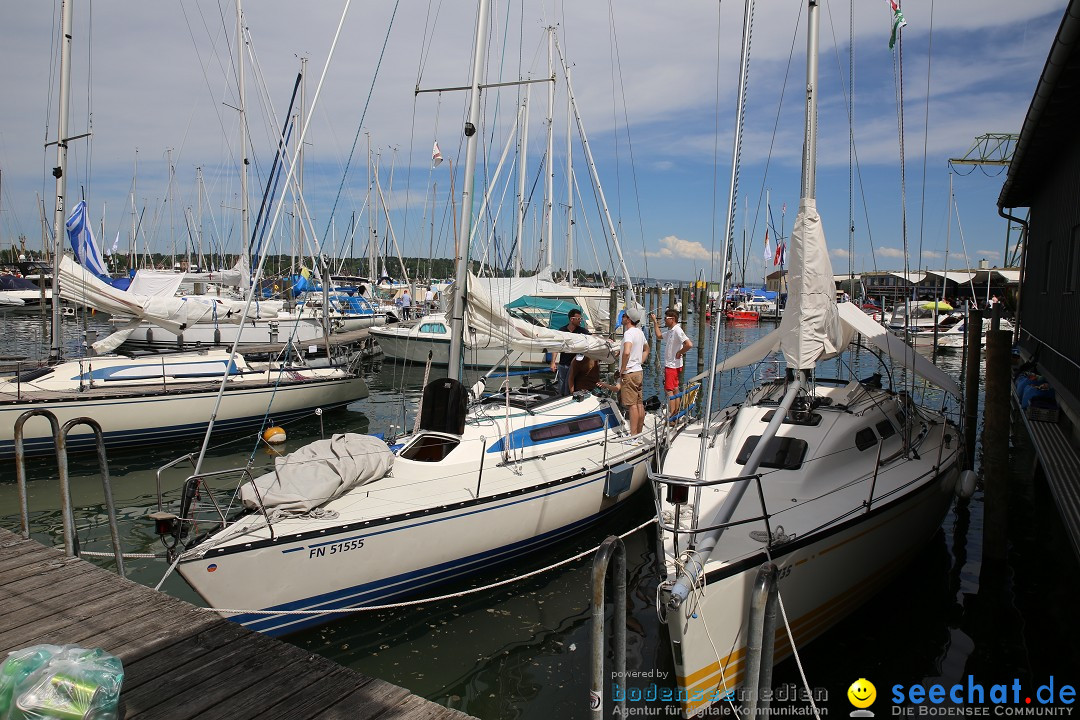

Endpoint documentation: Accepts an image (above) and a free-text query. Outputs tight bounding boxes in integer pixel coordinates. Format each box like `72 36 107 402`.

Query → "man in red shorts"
650 308 692 420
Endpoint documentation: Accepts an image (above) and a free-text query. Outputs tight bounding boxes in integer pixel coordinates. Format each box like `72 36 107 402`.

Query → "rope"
197 516 658 617
80 550 164 559
766 547 823 720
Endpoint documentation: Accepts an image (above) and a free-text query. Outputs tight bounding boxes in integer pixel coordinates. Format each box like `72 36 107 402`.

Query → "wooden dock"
0 527 472 720
1013 397 1080 560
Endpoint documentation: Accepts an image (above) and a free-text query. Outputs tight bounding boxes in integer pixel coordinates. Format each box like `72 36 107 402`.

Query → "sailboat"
155 0 660 636
3 0 368 461
648 2 968 716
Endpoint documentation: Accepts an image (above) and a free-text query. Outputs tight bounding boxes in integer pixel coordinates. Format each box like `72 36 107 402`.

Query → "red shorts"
664 366 682 393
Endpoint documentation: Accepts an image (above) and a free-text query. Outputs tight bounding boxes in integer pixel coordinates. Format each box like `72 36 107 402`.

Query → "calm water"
2 305 1077 717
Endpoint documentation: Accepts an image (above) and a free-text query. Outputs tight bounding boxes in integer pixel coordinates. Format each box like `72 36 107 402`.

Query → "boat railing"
647 468 775 542
153 459 267 552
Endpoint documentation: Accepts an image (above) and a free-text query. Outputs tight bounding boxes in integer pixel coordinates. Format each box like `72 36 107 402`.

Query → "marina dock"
0 527 472 720
1013 398 1080 560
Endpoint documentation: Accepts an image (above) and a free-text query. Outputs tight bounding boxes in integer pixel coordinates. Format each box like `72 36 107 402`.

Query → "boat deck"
0 527 472 720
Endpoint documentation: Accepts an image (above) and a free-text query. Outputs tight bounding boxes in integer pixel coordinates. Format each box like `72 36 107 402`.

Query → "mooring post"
963 308 983 471
744 563 779 717
982 329 1012 565
590 536 626 719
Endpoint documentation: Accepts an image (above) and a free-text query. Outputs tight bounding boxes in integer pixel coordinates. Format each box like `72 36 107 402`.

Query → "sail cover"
777 200 849 370
464 272 619 361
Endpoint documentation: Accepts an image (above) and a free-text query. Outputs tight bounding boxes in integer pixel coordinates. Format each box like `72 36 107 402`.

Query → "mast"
545 27 555 271
514 90 529 279
49 0 74 361
566 66 574 287
447 0 492 382
553 37 635 304
237 0 250 290
801 0 820 202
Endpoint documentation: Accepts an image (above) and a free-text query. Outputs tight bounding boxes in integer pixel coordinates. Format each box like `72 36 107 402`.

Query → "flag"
774 241 786 267
432 141 443 168
109 231 120 256
763 228 772 260
65 200 109 277
888 0 906 49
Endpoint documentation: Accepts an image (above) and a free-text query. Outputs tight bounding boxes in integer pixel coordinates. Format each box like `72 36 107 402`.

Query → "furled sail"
776 200 850 370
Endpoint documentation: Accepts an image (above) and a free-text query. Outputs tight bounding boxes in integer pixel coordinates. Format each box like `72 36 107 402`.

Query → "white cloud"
975 249 1002 258
645 235 712 261
831 248 849 259
879 247 907 259
922 251 944 259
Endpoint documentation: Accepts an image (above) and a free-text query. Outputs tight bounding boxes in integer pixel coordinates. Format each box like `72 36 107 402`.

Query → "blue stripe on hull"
0 399 354 459
238 500 629 636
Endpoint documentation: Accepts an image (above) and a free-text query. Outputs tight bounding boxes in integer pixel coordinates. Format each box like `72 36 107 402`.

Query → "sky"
0 0 1066 283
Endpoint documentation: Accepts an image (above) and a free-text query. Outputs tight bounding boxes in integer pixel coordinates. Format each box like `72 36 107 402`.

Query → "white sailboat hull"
653 382 962 717
370 324 549 368
176 393 656 635
662 466 955 716
0 353 367 458
119 317 325 350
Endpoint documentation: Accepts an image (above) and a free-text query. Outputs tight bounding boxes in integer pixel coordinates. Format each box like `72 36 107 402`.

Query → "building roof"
998 0 1080 208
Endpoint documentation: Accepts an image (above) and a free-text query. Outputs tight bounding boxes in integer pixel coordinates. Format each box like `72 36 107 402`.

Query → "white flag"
109 231 120 256
432 141 443 168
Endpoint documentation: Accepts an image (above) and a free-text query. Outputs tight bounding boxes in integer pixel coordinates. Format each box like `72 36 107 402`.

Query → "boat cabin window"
875 419 897 439
420 323 448 334
399 434 459 462
735 435 808 470
855 428 878 451
530 414 605 442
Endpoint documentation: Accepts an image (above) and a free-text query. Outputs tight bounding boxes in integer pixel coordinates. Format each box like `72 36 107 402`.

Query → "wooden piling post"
963 308 983 471
981 328 1012 565
609 288 618 339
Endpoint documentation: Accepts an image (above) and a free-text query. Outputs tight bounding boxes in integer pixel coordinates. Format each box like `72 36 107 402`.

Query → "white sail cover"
239 433 394 514
58 255 215 334
464 272 619 361
777 200 849 369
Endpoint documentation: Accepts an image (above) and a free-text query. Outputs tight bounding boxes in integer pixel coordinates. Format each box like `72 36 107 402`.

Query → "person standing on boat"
650 308 692 419
619 307 649 435
550 308 590 395
567 354 600 393
400 289 412 319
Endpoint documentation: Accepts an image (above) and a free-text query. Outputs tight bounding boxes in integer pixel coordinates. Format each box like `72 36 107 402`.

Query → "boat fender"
263 426 287 444
955 469 977 499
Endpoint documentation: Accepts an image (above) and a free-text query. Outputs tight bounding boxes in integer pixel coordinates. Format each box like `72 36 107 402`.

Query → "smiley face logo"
847 678 876 709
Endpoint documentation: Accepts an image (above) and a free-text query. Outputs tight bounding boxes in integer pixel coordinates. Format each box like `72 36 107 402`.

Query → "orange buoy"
262 426 287 444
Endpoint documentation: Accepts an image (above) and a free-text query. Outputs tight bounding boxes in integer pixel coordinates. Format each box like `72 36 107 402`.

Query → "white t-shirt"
622 326 647 373
662 324 690 369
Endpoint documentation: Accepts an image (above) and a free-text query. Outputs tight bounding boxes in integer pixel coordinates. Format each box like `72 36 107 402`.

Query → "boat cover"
239 433 394 514
464 273 618 362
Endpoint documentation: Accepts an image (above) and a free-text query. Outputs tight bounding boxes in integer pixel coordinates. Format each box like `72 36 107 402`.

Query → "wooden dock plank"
0 528 474 720
251 667 377 720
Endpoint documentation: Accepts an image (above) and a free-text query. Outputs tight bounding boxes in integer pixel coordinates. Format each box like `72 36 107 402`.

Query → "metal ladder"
13 409 126 578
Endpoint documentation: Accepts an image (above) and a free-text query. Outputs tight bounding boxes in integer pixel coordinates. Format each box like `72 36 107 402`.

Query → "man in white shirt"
650 308 692 419
618 306 650 435
424 288 435 311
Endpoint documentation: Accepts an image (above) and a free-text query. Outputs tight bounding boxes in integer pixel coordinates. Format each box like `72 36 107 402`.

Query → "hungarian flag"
431 141 443 168
774 241 786 267
888 0 906 49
